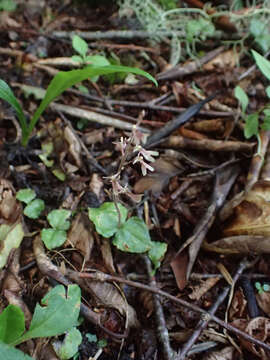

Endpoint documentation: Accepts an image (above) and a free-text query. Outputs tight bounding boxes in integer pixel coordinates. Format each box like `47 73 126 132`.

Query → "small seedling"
234 50 270 154
88 202 167 272
0 285 81 360
41 209 71 250
16 188 45 219
255 281 270 294
71 34 110 82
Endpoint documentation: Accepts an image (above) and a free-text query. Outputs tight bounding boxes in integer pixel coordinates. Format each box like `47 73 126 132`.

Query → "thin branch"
79 270 270 353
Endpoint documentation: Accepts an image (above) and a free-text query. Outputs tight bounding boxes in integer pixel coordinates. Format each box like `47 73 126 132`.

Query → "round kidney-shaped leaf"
113 217 152 253
88 202 128 238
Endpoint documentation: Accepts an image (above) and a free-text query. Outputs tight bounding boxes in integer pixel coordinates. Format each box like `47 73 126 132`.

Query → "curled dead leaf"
232 317 270 359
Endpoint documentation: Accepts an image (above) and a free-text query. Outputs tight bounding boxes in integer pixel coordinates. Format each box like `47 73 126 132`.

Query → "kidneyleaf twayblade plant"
88 202 167 272
0 65 157 147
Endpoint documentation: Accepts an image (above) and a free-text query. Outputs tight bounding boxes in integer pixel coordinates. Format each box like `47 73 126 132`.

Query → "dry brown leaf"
203 49 238 70
0 179 21 223
64 126 82 168
134 156 183 195
229 289 247 321
256 291 270 317
188 277 220 301
67 213 94 263
232 317 270 359
202 346 234 360
205 235 270 254
224 181 270 237
67 270 139 329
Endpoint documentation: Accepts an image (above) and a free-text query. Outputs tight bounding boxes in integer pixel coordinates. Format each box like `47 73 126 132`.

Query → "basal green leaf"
85 55 111 82
88 202 128 238
0 0 17 12
16 189 36 204
266 86 270 98
252 50 270 81
113 216 152 253
18 285 81 343
47 209 71 230
54 327 82 360
148 241 167 271
0 305 25 344
250 19 270 53
27 66 157 145
72 35 88 58
234 86 249 113
0 79 28 137
24 199 45 219
0 223 24 269
41 229 67 250
0 342 33 360
244 113 259 139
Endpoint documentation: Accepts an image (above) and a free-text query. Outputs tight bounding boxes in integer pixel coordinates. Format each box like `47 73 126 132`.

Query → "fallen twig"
79 269 270 353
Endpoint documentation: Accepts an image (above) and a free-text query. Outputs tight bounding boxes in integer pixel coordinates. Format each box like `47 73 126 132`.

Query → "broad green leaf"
53 327 82 360
148 241 167 271
250 19 270 53
72 35 88 58
0 342 33 360
113 216 152 253
0 305 25 344
18 285 81 343
244 113 259 139
0 223 24 269
234 86 249 113
47 209 71 230
27 66 157 145
16 189 36 204
0 79 28 136
88 202 128 238
252 50 270 81
41 229 67 250
24 199 45 219
266 86 270 98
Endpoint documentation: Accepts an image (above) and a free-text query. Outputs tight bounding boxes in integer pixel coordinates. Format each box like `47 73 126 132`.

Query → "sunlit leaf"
16 189 36 204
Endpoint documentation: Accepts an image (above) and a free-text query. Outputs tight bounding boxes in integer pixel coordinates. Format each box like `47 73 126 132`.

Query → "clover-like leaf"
18 285 81 343
47 209 71 230
41 229 67 250
113 216 152 253
24 199 45 219
16 189 36 204
88 202 128 238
